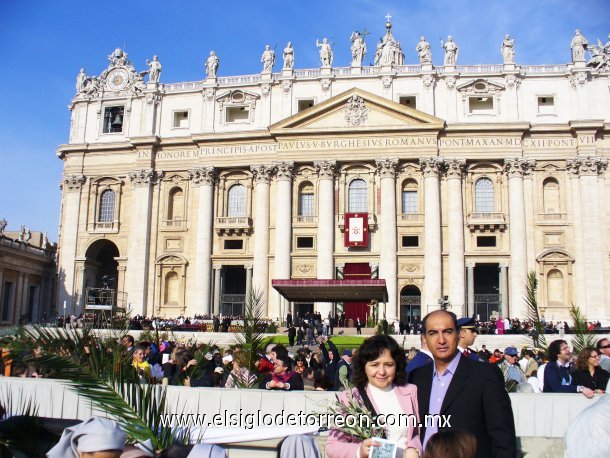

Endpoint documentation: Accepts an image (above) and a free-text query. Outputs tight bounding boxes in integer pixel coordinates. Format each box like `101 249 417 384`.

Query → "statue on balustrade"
316 38 333 67
261 45 275 73
283 42 295 69
501 34 515 64
441 35 459 66
571 29 588 62
206 51 219 78
350 30 367 66
416 36 432 64
145 55 162 83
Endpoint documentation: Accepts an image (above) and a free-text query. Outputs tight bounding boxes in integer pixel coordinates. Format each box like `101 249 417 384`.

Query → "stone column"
273 162 294 319
375 158 399 322
0 268 4 320
568 157 608 318
445 159 466 317
188 167 216 316
504 158 534 318
57 175 86 315
566 162 587 310
127 169 160 316
13 273 24 324
314 160 337 317
523 168 536 269
251 165 275 317
420 157 444 313
213 265 222 316
499 262 509 318
245 264 253 305
466 262 475 318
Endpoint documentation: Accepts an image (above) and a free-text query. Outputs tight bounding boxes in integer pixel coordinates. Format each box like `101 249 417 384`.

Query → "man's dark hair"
547 339 567 362
596 338 609 352
133 345 147 354
422 310 458 334
274 353 293 371
122 335 134 345
272 344 289 360
352 335 407 390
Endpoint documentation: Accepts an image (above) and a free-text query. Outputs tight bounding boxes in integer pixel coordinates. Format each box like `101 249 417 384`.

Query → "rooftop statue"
416 36 432 64
261 44 275 73
441 35 459 66
145 55 162 83
282 42 294 69
587 34 610 71
108 48 129 66
350 30 368 66
76 68 87 93
0 218 6 235
374 16 405 66
316 37 333 67
501 34 515 64
206 51 219 78
571 30 588 62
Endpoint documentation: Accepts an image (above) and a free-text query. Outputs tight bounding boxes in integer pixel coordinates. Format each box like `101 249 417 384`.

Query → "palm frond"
234 288 266 373
523 271 546 350
569 304 597 353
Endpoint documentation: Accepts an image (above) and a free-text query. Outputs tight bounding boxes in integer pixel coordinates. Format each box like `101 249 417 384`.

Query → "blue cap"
342 349 353 357
457 317 476 329
504 346 519 356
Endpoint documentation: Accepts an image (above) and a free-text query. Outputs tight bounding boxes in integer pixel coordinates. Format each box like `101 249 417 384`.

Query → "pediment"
457 79 505 94
216 89 260 104
269 88 444 134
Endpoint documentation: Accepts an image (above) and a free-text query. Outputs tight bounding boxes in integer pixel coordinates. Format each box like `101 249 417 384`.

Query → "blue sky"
0 0 607 241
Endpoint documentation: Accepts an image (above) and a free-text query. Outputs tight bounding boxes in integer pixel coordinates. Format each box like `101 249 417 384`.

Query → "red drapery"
342 263 371 323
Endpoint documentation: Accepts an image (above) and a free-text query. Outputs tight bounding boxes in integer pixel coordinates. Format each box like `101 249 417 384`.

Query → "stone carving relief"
586 34 610 71
381 75 393 89
568 72 588 88
188 167 216 186
457 79 505 96
61 175 86 191
275 161 294 180
375 158 399 178
281 79 293 93
503 158 536 177
445 75 457 90
421 74 435 88
444 159 466 178
400 263 420 273
320 78 332 92
293 263 316 277
250 164 275 184
204 87 216 101
314 160 337 180
419 157 444 177
344 95 369 127
373 17 405 66
566 156 608 176
128 169 163 187
260 83 271 97
504 74 521 88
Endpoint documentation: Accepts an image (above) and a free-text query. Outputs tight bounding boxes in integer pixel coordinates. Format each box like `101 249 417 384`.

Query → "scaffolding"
84 287 127 328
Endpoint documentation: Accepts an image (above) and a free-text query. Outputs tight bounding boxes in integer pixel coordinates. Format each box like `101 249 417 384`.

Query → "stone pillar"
499 262 509 318
57 175 86 315
213 265 222 316
523 168 536 269
314 160 336 317
466 262 475 318
13 273 24 324
445 159 466 317
375 158 399 322
245 264 253 306
273 162 294 319
74 261 86 313
188 167 216 316
127 169 160 316
420 157 444 313
567 162 587 310
0 268 4 320
251 165 275 316
568 157 608 319
504 158 534 318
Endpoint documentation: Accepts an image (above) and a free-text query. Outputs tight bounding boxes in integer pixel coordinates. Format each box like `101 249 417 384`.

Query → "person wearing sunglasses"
597 338 610 372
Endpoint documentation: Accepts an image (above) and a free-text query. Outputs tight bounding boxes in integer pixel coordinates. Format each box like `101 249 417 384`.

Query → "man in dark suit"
408 310 516 458
457 317 481 361
406 333 433 375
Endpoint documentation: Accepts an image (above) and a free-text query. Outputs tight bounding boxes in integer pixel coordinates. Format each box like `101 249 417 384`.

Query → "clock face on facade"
107 69 129 90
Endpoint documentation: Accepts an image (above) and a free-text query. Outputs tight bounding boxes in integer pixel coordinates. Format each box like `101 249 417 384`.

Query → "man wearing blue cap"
499 347 525 384
333 349 353 390
457 317 480 361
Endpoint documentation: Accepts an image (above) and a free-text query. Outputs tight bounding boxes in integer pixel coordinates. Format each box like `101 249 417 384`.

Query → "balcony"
337 213 377 232
538 213 568 224
398 213 424 225
292 215 318 226
215 216 252 236
88 221 119 233
160 218 187 232
467 212 506 232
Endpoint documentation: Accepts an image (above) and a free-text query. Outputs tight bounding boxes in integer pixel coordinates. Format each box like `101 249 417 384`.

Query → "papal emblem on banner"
344 213 368 247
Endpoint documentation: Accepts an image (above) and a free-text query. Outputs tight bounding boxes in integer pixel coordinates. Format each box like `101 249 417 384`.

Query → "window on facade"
468 97 494 114
475 177 494 212
348 179 368 213
296 236 314 248
224 239 244 250
399 96 416 109
98 189 115 222
227 184 246 217
298 99 314 112
537 96 555 115
103 106 124 133
164 271 180 305
547 269 564 304
477 236 496 247
542 178 560 213
173 111 189 128
402 180 418 213
298 182 315 216
226 106 250 123
402 235 419 247
167 187 184 221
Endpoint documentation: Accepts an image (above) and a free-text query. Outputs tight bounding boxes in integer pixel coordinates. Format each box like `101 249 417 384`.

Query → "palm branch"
524 271 546 350
234 288 266 374
569 304 597 354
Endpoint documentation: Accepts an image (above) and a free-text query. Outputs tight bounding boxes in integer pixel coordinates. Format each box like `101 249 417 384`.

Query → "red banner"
344 213 368 247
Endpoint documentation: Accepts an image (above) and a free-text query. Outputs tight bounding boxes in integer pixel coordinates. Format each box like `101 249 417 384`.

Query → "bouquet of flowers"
326 388 386 440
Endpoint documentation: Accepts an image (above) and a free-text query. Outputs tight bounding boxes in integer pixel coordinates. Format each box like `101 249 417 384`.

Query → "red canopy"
272 279 387 302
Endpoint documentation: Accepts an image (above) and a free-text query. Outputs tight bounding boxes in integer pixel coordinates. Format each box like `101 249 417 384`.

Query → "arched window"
298 182 314 216
547 269 564 305
164 271 180 305
167 187 184 221
227 184 246 217
543 178 560 213
475 177 494 212
98 189 115 222
402 180 418 214
348 179 368 213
